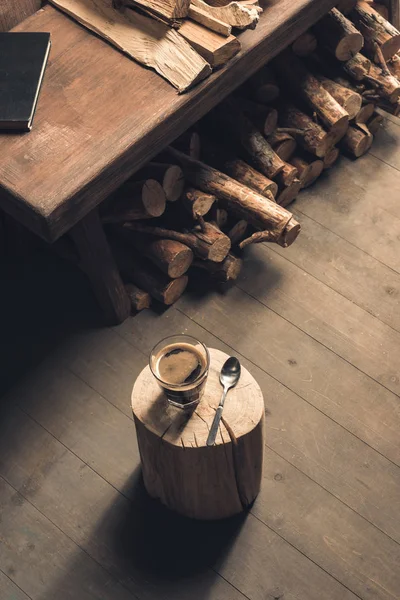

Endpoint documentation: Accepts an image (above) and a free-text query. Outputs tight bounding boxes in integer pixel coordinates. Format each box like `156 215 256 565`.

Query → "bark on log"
134 162 184 202
193 253 243 282
165 147 300 246
342 52 372 80
292 31 318 57
125 283 151 311
124 220 231 262
214 99 285 179
313 8 364 61
355 101 376 122
123 232 194 278
278 104 336 158
103 180 166 222
267 131 297 161
223 159 278 197
276 162 299 187
183 187 216 217
235 99 278 136
247 66 280 103
336 0 357 14
351 1 400 61
290 154 324 188
368 62 400 102
227 220 249 245
367 111 384 132
340 123 374 156
124 257 188 305
323 146 340 169
273 49 349 140
316 74 363 119
276 180 302 208
173 130 201 159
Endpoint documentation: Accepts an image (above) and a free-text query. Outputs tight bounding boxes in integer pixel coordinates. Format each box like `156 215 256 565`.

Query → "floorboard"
0 118 400 600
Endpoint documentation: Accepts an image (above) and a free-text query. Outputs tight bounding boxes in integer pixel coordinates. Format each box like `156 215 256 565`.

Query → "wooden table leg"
70 210 131 324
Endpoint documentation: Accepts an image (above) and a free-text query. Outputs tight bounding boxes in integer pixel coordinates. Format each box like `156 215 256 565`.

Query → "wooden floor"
1 118 400 600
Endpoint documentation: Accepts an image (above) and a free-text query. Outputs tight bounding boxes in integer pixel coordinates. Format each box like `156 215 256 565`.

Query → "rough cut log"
165 147 300 246
191 0 259 29
210 206 229 228
323 146 340 169
247 66 280 103
267 131 297 161
368 2 389 20
292 31 318 57
115 0 189 21
173 130 201 159
351 1 400 61
103 180 166 222
278 104 337 158
124 220 231 261
214 99 285 179
313 8 364 61
134 163 184 202
228 220 249 245
193 253 243 282
223 159 278 197
183 187 216 217
122 232 194 277
235 99 278 136
336 0 357 14
273 50 349 140
179 20 240 67
388 53 400 78
340 123 374 157
290 154 324 188
368 62 400 102
276 162 299 187
124 257 188 304
316 74 363 119
276 180 302 208
49 0 211 93
367 111 384 132
125 283 151 312
342 52 372 80
355 101 376 123
188 4 232 36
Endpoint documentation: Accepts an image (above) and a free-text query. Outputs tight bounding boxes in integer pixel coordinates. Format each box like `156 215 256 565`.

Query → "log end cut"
143 179 167 217
163 165 185 202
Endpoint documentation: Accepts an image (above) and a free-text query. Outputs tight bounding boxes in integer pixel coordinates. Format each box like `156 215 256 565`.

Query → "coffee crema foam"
155 342 206 387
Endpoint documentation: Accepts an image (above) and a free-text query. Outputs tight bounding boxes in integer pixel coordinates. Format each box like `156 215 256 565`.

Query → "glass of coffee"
150 335 210 409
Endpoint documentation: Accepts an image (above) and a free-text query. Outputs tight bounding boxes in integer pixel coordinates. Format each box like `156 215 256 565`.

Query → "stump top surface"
132 348 264 447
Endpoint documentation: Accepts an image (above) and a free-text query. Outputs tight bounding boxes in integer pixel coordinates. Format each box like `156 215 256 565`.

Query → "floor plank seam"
369 150 400 175
0 568 33 600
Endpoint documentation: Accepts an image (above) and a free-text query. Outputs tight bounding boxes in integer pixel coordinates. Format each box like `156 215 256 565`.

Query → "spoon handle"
206 387 228 446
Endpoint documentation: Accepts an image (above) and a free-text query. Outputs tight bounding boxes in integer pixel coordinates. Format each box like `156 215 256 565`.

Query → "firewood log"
134 163 184 202
247 66 280 103
188 4 232 36
368 63 400 102
165 147 300 246
122 232 194 278
340 123 374 157
336 0 357 14
115 0 190 21
103 180 166 222
367 111 384 132
367 2 389 20
191 0 259 30
267 131 297 161
351 1 400 61
315 74 362 119
210 206 229 228
124 220 231 262
342 52 372 80
125 283 151 312
355 102 376 123
214 99 285 179
173 130 201 159
234 99 278 136
290 154 324 188
124 257 188 305
276 162 299 187
292 31 317 57
323 146 340 169
182 187 216 217
388 53 400 78
273 50 349 140
179 20 240 67
278 104 336 158
276 180 302 208
192 253 242 282
313 8 364 61
223 159 278 197
227 220 248 245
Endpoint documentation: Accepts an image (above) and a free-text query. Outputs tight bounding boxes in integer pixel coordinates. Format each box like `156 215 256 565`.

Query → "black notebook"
0 32 51 132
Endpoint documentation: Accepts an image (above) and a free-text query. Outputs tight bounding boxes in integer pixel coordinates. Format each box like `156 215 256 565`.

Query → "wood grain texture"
0 0 41 31
191 0 259 29
118 0 190 21
179 20 240 67
0 0 338 242
49 0 210 92
188 4 232 36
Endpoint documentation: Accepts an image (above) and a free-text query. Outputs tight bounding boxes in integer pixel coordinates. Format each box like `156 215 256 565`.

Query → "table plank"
0 0 336 241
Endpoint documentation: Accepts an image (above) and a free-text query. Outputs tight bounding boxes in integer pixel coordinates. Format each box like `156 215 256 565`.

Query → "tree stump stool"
131 348 265 520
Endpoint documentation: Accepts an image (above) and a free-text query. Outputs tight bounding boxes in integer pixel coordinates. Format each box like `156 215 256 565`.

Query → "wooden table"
0 0 337 322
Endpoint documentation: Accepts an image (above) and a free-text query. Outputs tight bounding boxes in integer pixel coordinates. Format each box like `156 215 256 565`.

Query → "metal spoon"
206 357 241 446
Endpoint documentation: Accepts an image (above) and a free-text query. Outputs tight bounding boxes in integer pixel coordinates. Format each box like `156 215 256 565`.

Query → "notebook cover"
0 32 51 131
